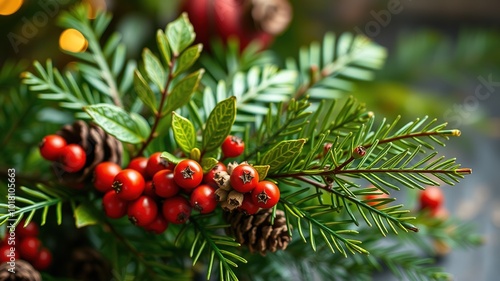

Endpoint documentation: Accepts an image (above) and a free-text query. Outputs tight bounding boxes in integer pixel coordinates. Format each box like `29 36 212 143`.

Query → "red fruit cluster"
211 162 280 215
0 220 52 270
39 134 86 173
95 154 222 234
419 186 448 219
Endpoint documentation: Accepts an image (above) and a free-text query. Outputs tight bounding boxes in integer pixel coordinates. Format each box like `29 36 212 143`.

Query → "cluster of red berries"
39 135 86 173
210 161 280 215
1 220 52 270
95 152 223 234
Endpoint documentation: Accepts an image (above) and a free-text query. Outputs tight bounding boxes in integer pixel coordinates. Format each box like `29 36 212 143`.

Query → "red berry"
102 190 128 219
127 157 148 179
15 219 39 238
239 193 260 215
190 184 217 214
364 193 390 208
162 196 192 224
419 186 444 212
230 164 259 193
0 245 18 263
143 181 156 198
152 170 180 198
39 135 67 161
221 135 245 158
143 214 169 234
19 237 41 261
93 162 122 193
127 196 158 227
32 247 52 271
203 162 226 187
146 152 172 179
59 144 86 173
173 159 203 190
112 169 145 201
323 142 333 157
251 181 280 209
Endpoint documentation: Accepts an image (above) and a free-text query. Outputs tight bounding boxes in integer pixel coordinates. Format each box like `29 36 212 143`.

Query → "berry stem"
134 56 178 158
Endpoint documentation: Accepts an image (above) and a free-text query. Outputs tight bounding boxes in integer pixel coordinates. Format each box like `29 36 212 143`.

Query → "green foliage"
1 5 480 281
202 96 237 153
84 104 150 144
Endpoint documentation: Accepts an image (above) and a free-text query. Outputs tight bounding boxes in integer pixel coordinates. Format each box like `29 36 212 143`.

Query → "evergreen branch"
246 98 311 160
58 6 124 107
0 186 66 226
293 176 418 234
287 32 386 101
368 244 452 281
190 216 246 281
279 197 367 257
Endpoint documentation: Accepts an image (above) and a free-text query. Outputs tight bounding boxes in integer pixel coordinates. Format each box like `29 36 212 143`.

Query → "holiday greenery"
0 5 482 281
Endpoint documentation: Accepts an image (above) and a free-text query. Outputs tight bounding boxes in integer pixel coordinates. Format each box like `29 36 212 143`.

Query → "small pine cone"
226 161 239 175
0 259 41 281
227 190 244 208
214 171 231 190
53 121 122 184
66 247 112 281
225 209 291 255
215 188 229 202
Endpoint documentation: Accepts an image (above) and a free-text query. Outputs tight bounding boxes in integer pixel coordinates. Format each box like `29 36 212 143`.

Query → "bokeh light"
0 0 23 16
59 28 88 53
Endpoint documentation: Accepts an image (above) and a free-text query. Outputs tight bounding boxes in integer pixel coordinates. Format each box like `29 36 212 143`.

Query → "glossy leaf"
172 112 196 155
164 69 204 114
202 96 237 152
174 44 202 77
261 139 306 173
166 13 195 56
143 48 166 91
84 103 145 144
133 70 157 112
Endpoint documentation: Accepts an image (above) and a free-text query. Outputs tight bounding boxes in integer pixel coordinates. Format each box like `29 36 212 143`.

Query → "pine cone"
0 260 41 281
53 121 122 184
225 209 291 255
66 247 112 281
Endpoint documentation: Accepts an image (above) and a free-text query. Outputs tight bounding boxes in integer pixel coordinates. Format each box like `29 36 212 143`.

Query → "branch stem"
134 57 177 157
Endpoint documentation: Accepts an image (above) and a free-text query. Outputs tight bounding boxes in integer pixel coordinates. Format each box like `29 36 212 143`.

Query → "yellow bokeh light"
83 0 107 19
59 28 88 53
0 0 23 16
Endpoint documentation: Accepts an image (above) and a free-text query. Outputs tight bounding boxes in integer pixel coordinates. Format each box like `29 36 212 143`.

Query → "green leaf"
156 29 171 65
143 48 167 91
130 113 151 140
160 151 183 165
84 104 145 144
74 202 100 228
166 12 195 56
173 44 203 77
201 157 218 173
133 70 157 112
253 165 270 180
174 44 202 77
261 139 307 173
202 96 237 152
172 112 196 155
164 69 204 114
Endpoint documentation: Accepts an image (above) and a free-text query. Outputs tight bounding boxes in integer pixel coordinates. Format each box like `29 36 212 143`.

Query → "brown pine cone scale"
225 208 291 256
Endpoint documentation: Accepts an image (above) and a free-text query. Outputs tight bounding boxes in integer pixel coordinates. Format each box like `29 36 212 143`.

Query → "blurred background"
1 0 499 280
